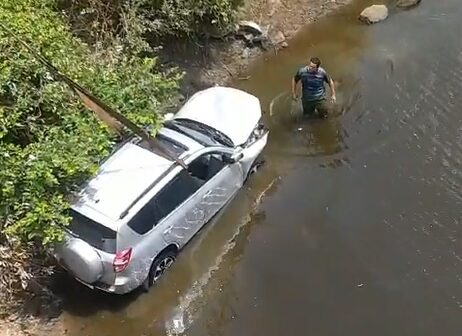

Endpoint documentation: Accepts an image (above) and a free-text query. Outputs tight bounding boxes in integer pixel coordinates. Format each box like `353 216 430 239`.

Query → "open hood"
174 87 262 146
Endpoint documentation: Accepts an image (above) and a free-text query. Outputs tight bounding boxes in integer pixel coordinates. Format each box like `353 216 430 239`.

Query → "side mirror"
222 152 243 164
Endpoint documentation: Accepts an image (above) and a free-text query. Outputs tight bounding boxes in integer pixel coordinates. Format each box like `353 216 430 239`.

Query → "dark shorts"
302 98 329 118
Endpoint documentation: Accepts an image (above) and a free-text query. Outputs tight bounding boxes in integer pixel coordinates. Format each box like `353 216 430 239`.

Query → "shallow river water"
57 0 462 335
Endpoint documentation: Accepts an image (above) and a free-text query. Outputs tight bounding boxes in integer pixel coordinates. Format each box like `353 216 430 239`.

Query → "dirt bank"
0 1 352 335
159 0 351 99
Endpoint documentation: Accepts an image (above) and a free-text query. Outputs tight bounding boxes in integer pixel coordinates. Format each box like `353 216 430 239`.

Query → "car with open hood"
53 86 268 294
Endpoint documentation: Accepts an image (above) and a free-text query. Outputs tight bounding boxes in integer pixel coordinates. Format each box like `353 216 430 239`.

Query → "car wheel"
144 250 177 290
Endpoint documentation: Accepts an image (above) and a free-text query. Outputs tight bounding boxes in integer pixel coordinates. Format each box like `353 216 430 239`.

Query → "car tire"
143 250 177 291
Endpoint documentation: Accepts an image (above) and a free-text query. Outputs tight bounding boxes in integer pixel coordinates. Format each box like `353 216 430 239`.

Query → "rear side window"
127 170 203 234
68 210 117 253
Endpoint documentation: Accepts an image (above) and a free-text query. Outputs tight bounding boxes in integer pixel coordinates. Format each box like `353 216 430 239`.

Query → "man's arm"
327 77 336 103
292 77 299 99
292 70 301 99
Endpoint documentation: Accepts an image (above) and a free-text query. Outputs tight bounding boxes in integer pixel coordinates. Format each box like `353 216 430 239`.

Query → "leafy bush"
144 0 238 37
0 0 180 245
61 0 240 41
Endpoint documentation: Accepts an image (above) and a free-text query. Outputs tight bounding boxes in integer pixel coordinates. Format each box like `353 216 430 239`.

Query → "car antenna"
0 22 188 170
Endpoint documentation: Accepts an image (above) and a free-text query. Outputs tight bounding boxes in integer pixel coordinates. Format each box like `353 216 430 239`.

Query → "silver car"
53 87 269 294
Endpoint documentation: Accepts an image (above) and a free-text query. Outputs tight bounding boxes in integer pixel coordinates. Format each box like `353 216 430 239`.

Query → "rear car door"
55 210 117 286
161 150 243 246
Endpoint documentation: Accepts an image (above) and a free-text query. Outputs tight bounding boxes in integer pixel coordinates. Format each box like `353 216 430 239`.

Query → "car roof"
70 138 197 230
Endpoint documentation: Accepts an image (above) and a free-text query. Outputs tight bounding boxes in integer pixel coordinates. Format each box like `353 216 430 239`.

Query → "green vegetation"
0 0 239 247
0 0 181 246
61 0 240 40
0 0 239 309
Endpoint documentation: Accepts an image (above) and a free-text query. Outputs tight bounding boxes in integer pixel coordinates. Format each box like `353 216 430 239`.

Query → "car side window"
187 153 227 182
127 170 202 234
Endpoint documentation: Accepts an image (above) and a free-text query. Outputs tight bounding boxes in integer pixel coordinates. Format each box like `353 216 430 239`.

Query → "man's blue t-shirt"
294 66 330 101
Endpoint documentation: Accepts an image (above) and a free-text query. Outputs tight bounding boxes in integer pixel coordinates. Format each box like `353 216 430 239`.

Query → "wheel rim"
153 256 174 282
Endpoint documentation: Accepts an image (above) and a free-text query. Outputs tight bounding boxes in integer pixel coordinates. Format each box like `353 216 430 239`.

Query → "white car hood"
174 86 262 146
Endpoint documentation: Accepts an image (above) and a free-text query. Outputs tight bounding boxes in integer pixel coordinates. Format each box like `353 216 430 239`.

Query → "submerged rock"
397 0 422 9
359 5 389 24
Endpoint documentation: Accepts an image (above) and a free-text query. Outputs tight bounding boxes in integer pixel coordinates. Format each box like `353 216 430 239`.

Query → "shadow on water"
49 271 142 316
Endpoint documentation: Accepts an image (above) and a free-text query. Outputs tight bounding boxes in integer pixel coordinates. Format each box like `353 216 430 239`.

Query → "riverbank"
0 1 352 335
160 0 352 98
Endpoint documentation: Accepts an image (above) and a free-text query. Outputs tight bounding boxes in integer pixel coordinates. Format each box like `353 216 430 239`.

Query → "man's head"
308 57 321 72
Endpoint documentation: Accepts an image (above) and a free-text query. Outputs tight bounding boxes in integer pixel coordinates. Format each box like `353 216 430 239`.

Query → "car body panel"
71 143 174 229
162 152 244 246
238 132 269 178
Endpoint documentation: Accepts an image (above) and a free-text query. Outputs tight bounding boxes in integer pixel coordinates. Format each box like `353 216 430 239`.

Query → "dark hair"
310 57 321 67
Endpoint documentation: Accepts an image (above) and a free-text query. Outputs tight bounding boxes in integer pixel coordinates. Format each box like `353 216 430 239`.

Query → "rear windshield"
68 210 117 253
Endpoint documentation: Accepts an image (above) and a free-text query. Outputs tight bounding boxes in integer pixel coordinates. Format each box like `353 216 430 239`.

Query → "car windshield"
165 119 234 147
67 210 117 253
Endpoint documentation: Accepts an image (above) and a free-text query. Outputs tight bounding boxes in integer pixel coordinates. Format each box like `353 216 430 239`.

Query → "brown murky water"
57 0 462 335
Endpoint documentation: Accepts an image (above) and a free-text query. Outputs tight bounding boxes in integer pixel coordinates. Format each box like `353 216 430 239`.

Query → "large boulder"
359 5 389 24
397 0 422 9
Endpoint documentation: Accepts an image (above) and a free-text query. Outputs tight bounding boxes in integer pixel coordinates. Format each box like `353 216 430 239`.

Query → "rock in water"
397 0 422 9
359 5 389 24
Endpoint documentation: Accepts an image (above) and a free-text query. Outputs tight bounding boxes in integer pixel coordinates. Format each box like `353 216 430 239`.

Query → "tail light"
113 248 132 273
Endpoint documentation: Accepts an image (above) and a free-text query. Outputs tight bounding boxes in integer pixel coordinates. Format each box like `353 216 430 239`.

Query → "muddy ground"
0 0 353 335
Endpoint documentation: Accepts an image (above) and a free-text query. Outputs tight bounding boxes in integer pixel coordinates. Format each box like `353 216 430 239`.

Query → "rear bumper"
56 260 141 295
78 276 139 295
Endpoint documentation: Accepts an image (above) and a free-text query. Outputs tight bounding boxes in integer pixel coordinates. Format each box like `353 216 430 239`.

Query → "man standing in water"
292 57 336 118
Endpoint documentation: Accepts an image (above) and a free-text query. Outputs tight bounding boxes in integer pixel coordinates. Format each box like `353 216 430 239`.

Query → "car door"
122 169 203 268
194 152 243 222
162 150 243 246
